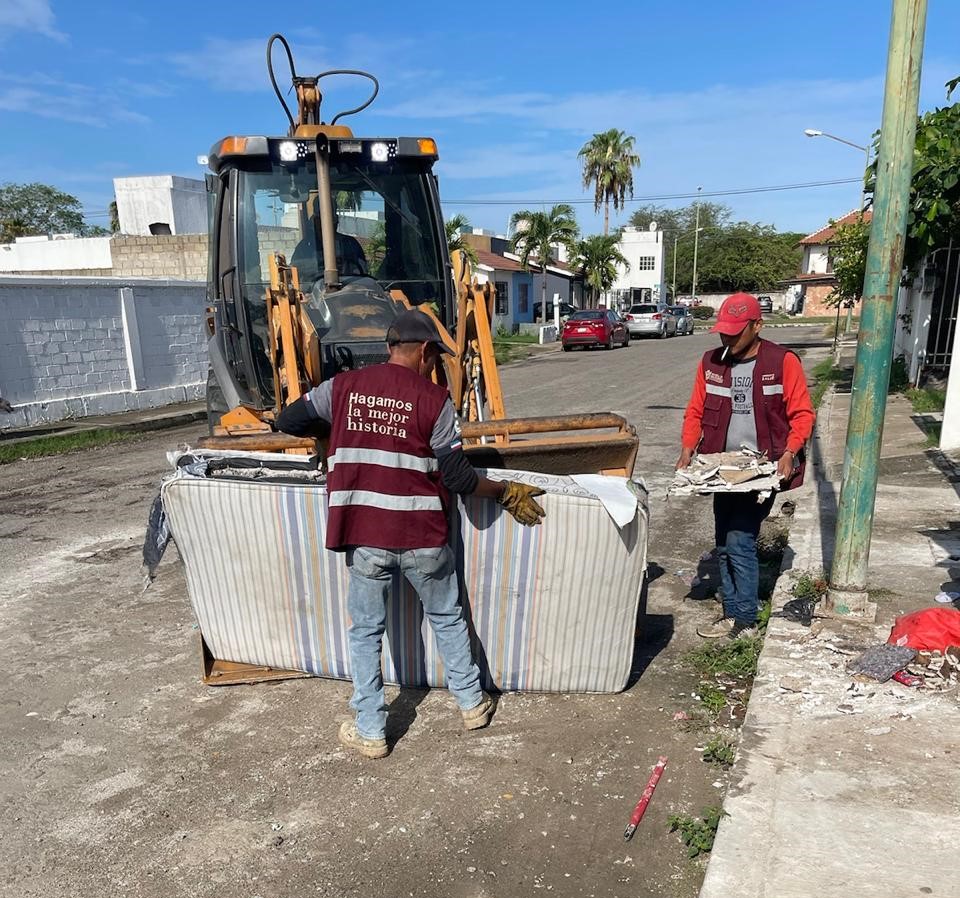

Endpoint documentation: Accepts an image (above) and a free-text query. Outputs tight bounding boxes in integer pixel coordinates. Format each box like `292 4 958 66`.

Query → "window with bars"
637 256 656 271
494 280 509 316
519 282 529 313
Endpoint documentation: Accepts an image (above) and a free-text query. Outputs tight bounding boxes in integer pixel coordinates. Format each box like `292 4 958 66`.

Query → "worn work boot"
338 721 389 759
461 693 494 730
696 617 736 639
728 621 758 640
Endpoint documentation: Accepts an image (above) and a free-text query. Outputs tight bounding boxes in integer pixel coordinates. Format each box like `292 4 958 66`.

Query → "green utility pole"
826 0 928 618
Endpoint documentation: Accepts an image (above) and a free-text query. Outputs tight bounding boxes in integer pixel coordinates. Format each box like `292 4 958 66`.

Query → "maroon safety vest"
698 339 805 490
325 364 451 551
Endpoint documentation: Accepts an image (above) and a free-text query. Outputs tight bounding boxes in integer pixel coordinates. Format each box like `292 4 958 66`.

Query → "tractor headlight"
370 142 390 162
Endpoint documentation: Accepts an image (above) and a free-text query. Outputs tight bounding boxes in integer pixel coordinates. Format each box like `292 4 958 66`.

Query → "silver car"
668 306 694 335
624 303 677 338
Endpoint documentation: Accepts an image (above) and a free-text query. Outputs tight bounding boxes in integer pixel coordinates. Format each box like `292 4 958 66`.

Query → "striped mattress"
162 468 648 693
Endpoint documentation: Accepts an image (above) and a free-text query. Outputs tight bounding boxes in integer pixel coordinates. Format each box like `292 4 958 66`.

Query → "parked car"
533 301 578 323
757 295 774 314
624 303 677 338
561 309 630 351
668 305 694 335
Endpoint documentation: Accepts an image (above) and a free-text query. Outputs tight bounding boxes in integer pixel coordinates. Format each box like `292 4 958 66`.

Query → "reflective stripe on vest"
328 489 444 512
762 384 784 395
328 447 439 474
705 383 732 396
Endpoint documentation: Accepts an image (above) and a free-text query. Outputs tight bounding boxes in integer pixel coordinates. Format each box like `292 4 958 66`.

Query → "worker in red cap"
677 293 815 639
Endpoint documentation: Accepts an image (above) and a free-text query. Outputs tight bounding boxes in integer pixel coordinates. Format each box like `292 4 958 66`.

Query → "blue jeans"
345 545 484 740
713 493 775 624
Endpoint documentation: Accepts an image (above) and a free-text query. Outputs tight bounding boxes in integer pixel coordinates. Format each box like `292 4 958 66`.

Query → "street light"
803 128 872 208
672 226 704 301
691 186 703 305
805 128 873 334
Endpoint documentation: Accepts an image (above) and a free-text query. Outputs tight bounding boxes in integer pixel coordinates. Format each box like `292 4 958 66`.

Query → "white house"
610 226 665 310
113 175 207 236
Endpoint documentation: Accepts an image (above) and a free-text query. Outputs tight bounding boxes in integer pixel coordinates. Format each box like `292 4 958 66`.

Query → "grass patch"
668 807 727 858
493 329 541 365
702 734 736 767
686 637 762 679
906 386 946 414
0 428 137 464
809 358 846 408
923 421 942 448
695 684 728 715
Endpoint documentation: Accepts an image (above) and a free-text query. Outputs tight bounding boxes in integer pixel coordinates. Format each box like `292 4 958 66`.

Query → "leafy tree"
629 201 730 235
510 204 579 323
864 92 960 268
109 200 120 234
573 234 628 308
668 221 804 294
578 129 641 235
0 182 86 241
827 216 870 306
627 201 802 294
832 80 960 300
444 213 478 268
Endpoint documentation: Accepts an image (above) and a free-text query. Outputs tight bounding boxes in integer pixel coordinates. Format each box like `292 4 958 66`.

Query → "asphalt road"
0 326 827 898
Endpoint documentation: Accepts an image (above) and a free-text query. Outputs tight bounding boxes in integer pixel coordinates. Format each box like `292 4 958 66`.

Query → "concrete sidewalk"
700 380 960 897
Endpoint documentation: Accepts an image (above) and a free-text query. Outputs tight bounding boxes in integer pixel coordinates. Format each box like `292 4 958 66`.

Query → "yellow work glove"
498 482 546 526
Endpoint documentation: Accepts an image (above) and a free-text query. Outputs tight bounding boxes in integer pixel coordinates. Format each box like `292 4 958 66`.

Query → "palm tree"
578 129 641 235
573 234 629 308
510 204 579 323
445 213 478 268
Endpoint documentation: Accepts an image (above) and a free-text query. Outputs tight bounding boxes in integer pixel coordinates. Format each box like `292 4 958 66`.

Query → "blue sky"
1 0 958 237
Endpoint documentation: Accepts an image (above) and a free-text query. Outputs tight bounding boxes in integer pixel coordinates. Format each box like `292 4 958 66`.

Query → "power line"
441 177 862 206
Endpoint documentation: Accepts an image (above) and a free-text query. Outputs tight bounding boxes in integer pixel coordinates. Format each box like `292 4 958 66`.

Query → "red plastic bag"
888 607 960 652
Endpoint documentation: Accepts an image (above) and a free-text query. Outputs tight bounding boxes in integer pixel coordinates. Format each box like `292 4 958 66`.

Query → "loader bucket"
461 413 638 477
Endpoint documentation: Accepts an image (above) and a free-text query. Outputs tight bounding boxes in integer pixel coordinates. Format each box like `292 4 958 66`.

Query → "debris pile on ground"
669 448 781 500
900 648 960 691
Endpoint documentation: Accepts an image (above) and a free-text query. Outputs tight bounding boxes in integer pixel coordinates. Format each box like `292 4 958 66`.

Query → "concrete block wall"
0 234 209 280
110 235 208 280
0 277 208 430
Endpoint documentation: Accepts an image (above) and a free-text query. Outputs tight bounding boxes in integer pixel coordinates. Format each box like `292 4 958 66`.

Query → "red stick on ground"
623 756 668 841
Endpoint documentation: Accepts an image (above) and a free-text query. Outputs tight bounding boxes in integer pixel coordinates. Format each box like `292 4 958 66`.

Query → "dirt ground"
0 329 823 898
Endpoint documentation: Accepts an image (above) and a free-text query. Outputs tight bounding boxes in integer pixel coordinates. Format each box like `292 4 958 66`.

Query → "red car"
561 309 630 351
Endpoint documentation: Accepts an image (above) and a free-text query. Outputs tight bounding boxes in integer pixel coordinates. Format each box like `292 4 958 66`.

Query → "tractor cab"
205 133 452 416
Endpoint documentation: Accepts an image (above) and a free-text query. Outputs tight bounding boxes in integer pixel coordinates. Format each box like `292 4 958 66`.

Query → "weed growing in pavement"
695 684 727 715
791 570 828 602
702 734 736 767
668 807 727 858
686 637 762 679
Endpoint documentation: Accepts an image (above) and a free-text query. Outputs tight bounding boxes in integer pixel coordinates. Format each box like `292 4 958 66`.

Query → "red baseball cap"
710 292 762 335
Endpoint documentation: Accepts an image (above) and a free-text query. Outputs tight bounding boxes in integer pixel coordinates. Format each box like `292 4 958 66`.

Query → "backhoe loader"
199 33 638 475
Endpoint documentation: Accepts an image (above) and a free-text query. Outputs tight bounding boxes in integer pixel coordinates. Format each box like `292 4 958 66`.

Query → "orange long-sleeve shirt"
681 350 816 454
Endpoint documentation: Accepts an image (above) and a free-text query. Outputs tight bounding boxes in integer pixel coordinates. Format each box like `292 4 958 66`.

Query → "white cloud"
0 0 66 42
0 72 150 127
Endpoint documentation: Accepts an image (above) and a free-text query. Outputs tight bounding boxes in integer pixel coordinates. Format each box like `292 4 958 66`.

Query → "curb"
0 404 206 447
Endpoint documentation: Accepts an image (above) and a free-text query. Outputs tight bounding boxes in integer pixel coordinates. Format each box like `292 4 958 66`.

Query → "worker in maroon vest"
677 293 815 640
277 309 546 759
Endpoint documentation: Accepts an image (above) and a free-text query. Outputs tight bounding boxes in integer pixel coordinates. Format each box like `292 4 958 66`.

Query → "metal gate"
923 240 960 376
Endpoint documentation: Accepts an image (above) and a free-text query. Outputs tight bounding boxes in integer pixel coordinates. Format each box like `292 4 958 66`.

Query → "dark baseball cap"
387 308 456 355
